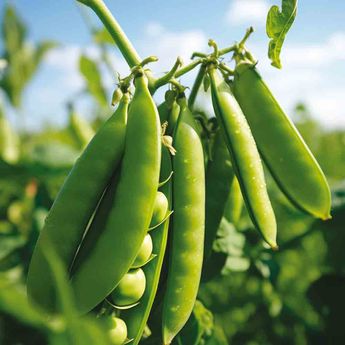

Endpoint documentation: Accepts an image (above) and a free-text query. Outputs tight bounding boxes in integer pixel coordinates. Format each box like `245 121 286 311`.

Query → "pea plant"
4 0 338 344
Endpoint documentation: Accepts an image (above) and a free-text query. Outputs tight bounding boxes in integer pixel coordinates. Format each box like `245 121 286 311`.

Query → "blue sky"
1 0 345 130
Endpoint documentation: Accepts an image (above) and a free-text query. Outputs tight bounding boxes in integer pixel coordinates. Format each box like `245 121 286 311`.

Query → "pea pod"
233 61 331 219
204 128 234 261
162 94 205 345
70 72 161 314
223 176 243 226
208 65 277 249
158 90 180 135
69 108 95 149
69 170 121 276
122 146 172 345
0 104 20 164
27 94 130 312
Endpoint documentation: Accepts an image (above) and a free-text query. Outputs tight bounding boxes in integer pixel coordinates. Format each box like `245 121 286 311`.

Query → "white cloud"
281 31 345 67
226 0 270 26
138 22 208 75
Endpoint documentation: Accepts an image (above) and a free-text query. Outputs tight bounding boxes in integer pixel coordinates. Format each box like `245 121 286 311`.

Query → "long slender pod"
208 65 277 249
27 94 130 312
162 94 205 345
233 61 331 219
123 146 172 344
204 128 234 261
70 72 161 314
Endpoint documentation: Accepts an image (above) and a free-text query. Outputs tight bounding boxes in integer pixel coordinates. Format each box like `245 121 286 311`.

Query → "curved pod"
204 128 235 261
233 61 331 219
70 73 161 314
27 94 130 311
208 65 277 248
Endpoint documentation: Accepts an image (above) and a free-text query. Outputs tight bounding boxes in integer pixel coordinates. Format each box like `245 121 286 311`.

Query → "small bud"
111 88 123 106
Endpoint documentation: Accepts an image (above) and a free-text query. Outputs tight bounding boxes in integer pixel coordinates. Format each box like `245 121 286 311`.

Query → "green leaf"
173 301 214 345
35 41 58 65
0 6 56 107
2 5 26 56
93 27 114 45
266 0 298 68
42 240 112 345
0 279 49 329
79 54 108 107
0 105 20 164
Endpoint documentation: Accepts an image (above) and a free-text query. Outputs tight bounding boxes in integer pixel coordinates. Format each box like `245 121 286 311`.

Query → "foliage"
266 0 298 68
0 5 56 108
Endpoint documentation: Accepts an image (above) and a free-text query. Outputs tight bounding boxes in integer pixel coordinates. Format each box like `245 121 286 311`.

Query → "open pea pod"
233 61 331 220
27 93 130 312
204 128 235 261
208 64 277 249
122 145 172 345
70 73 161 314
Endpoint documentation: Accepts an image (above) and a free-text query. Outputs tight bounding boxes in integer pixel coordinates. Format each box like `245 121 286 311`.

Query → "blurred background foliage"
0 4 345 345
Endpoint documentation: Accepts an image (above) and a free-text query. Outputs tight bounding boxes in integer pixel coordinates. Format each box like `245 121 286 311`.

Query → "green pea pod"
208 65 277 249
27 94 130 312
69 170 121 276
233 61 331 220
158 91 180 135
122 146 172 345
204 128 234 261
70 73 161 314
162 94 205 345
0 105 20 164
223 176 243 226
69 110 95 149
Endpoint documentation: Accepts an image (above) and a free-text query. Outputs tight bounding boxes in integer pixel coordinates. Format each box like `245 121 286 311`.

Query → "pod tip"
271 244 279 251
321 213 332 221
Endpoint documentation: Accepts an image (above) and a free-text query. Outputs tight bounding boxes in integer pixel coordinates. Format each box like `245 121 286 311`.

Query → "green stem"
175 59 202 79
77 0 141 67
191 52 207 59
218 45 237 57
151 57 183 93
188 64 206 110
239 26 254 49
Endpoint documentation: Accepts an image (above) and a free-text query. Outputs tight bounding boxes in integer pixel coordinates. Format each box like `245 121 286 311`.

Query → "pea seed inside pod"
132 233 153 267
111 268 146 306
106 316 128 345
149 191 168 228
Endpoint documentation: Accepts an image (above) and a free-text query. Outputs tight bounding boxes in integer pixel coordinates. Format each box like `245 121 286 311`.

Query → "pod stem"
188 64 207 110
77 0 141 68
152 57 183 93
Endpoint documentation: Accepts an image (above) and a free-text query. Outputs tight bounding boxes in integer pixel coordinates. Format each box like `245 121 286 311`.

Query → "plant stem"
175 59 202 79
188 64 206 110
218 45 237 57
151 57 183 93
77 0 141 68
